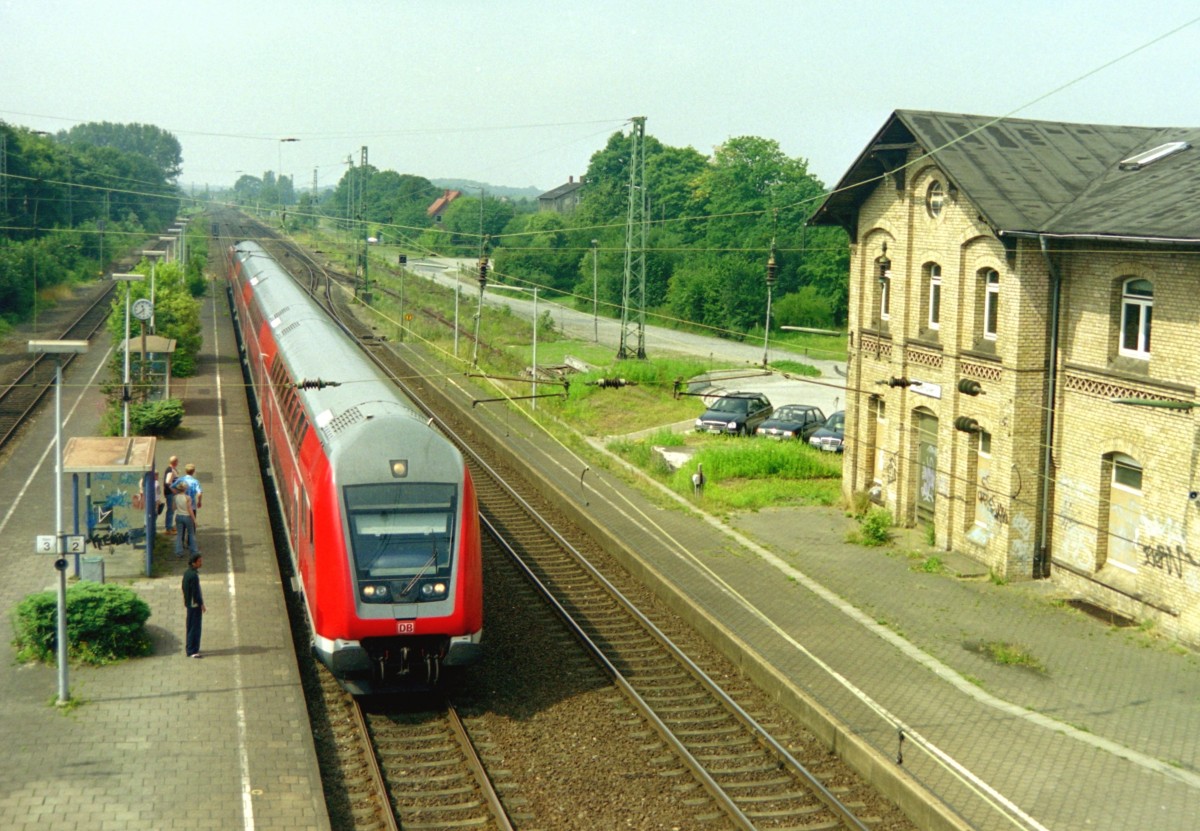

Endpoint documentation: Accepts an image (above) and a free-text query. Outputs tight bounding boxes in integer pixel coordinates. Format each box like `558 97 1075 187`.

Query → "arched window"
926 181 944 218
1119 278 1153 359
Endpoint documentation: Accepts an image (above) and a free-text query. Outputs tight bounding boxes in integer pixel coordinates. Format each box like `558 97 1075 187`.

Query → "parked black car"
755 404 826 441
808 410 846 452
695 392 773 436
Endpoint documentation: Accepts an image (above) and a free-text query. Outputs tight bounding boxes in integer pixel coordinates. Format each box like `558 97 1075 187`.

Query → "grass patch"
908 553 946 574
968 640 1046 674
770 359 822 377
607 434 843 513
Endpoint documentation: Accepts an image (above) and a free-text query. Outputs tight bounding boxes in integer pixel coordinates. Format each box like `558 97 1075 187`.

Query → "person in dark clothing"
163 456 180 533
182 554 206 658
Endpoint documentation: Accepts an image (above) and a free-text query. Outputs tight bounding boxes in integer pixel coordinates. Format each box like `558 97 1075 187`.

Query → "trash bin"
81 555 105 584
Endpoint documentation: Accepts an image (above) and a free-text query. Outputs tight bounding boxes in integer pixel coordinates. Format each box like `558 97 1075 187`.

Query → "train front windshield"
344 483 457 602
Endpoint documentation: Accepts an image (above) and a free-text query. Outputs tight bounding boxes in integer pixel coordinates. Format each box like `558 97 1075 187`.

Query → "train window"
344 483 457 581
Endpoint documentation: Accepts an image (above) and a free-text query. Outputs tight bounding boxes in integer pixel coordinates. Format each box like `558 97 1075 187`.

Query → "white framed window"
880 268 892 322
926 181 944 218
927 263 942 330
1119 278 1153 359
983 269 1000 340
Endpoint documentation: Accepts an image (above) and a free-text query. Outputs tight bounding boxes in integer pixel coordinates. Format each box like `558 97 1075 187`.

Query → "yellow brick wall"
843 150 1200 643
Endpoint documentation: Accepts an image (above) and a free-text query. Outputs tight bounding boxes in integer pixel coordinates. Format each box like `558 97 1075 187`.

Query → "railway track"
0 281 115 451
216 210 915 830
341 282 894 829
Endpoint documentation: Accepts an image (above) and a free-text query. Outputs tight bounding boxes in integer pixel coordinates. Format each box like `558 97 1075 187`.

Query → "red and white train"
227 240 482 694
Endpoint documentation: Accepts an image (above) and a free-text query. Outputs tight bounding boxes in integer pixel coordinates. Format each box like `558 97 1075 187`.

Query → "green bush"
858 507 894 547
131 398 185 435
12 582 152 665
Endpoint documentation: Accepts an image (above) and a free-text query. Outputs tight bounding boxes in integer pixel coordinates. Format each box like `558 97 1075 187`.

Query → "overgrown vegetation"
0 121 181 328
12 582 152 666
849 507 894 547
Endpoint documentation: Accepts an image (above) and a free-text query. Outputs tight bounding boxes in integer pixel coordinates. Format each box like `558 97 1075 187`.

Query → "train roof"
232 241 436 453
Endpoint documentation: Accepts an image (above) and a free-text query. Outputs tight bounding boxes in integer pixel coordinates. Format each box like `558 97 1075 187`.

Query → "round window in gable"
926 181 944 218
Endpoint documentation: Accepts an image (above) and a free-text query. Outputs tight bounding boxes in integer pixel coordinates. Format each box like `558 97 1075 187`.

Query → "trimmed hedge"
12 582 152 665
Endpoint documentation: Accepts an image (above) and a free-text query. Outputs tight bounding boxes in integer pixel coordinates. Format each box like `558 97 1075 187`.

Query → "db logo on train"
396 621 416 635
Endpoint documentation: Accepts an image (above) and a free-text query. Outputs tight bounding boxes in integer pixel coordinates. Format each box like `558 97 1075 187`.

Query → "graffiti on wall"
1140 542 1199 578
977 488 1010 526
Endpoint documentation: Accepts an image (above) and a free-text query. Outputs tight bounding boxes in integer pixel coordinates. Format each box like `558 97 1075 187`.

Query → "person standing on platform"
172 481 198 558
178 463 202 515
162 456 180 534
182 554 205 658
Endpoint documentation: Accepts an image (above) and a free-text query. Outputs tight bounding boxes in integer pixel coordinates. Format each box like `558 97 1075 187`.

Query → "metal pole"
472 286 484 367
762 283 773 366
531 287 539 411
592 239 599 343
149 259 156 333
113 274 145 438
123 282 131 437
53 356 68 704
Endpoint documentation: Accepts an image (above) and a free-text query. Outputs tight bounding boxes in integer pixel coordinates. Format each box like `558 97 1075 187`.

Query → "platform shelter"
62 435 158 577
122 334 178 400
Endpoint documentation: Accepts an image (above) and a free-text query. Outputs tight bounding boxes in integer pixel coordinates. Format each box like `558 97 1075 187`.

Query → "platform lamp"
112 273 145 437
28 338 89 706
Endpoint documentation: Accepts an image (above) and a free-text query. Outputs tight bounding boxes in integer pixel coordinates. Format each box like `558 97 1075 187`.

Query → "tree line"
0 121 181 331
254 128 850 336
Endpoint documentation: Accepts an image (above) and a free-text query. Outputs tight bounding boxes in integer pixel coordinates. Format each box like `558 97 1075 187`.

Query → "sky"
3 1 1200 195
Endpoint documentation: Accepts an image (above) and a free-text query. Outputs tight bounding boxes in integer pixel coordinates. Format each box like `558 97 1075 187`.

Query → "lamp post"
28 338 89 706
143 250 165 333
591 239 599 343
113 273 145 437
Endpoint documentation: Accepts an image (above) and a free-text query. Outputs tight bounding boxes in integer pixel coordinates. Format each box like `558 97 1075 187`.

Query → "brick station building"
810 110 1200 643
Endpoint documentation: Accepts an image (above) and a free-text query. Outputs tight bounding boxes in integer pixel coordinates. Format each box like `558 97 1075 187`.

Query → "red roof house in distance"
427 189 462 221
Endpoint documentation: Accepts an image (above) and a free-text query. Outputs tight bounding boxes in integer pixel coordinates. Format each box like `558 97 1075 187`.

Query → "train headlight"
420 581 448 599
362 584 391 601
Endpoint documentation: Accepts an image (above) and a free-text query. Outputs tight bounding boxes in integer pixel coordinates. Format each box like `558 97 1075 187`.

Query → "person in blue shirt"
177 463 203 513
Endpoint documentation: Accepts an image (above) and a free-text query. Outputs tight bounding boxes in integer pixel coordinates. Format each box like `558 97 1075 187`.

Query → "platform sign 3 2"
35 535 86 555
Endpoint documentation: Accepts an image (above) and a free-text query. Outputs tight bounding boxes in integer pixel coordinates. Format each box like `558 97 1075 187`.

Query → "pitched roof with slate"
539 180 584 201
810 110 1200 243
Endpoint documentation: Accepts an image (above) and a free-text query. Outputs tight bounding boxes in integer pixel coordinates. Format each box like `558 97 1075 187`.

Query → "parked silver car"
808 410 846 452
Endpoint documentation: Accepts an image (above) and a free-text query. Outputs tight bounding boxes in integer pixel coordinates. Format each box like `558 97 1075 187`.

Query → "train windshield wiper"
399 541 439 597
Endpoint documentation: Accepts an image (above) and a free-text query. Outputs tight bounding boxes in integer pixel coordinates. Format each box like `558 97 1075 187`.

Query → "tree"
61 122 183 181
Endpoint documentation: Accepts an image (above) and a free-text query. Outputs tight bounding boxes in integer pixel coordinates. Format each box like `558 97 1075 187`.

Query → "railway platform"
0 280 329 831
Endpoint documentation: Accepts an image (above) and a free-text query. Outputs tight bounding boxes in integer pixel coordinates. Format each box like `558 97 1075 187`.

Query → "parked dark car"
808 410 846 452
695 392 773 436
755 404 826 441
